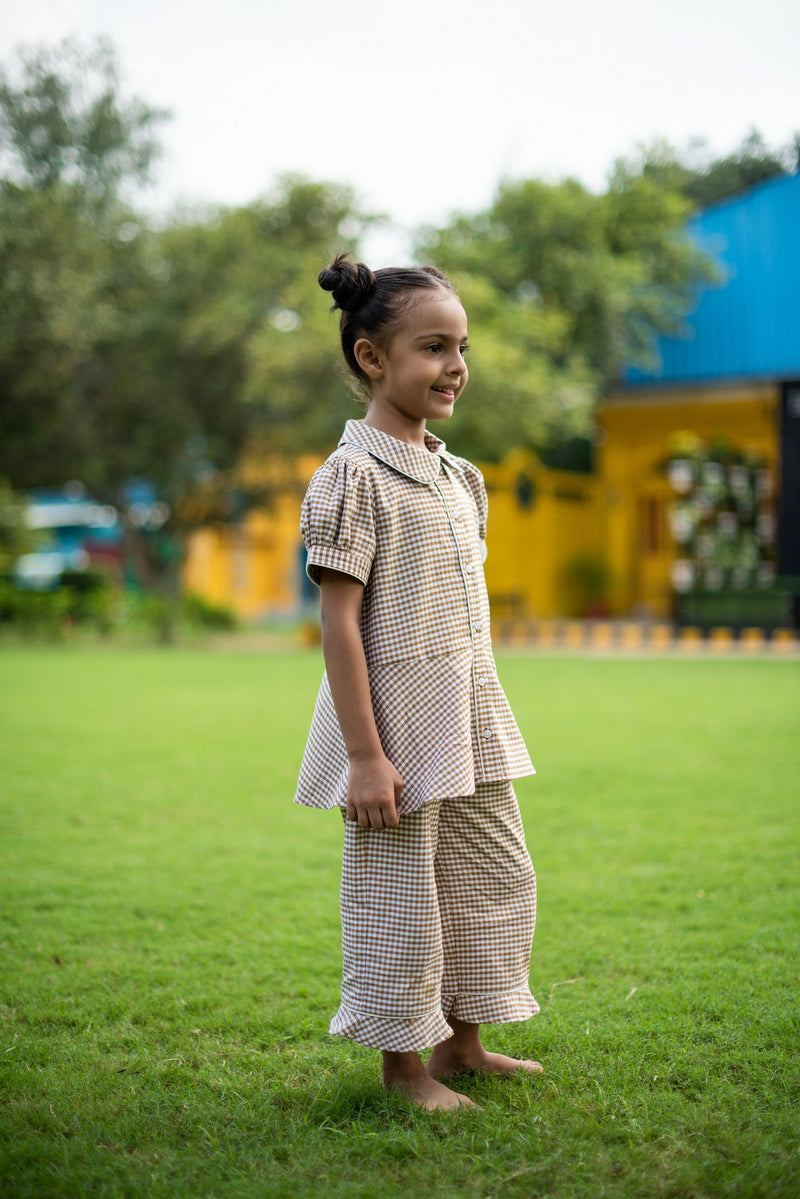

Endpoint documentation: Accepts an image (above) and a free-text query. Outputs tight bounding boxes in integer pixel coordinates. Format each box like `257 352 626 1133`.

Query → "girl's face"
357 291 469 444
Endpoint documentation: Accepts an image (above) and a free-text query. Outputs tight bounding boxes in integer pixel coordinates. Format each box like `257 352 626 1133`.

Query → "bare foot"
383 1072 477 1111
381 1050 477 1110
427 1044 544 1080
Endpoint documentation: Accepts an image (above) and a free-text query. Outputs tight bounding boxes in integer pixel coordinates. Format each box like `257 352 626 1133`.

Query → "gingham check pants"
330 781 539 1051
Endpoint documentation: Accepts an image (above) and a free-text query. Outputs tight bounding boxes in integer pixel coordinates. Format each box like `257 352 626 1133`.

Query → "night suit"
295 419 538 1051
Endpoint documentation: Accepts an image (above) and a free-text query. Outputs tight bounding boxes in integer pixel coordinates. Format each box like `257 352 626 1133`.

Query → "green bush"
676 584 798 629
120 590 238 643
0 571 118 637
60 570 118 633
0 581 72 637
181 591 238 630
561 553 611 617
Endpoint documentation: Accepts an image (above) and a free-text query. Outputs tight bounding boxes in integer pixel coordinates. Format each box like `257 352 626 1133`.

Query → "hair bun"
318 254 376 312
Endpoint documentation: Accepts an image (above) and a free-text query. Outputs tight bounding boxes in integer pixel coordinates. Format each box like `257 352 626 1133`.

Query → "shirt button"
482 727 494 740
473 622 482 633
454 511 464 522
477 675 488 687
465 563 475 574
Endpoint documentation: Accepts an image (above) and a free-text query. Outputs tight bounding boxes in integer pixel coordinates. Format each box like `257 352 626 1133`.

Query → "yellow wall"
184 448 604 620
481 450 602 618
182 455 320 619
597 382 779 616
182 383 780 621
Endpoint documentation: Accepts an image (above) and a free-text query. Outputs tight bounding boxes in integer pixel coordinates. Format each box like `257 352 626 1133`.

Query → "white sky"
3 0 799 262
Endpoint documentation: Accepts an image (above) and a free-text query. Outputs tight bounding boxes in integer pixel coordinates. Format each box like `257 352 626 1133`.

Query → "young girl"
295 254 540 1111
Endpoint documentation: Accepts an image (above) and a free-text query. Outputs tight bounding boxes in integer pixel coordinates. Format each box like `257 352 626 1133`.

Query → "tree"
0 478 35 570
417 171 716 460
0 37 170 493
0 39 372 594
154 177 372 466
0 37 166 204
611 129 799 209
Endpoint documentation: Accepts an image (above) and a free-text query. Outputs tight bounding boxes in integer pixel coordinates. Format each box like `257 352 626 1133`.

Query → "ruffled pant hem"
329 989 539 1052
329 1003 454 1052
442 987 540 1026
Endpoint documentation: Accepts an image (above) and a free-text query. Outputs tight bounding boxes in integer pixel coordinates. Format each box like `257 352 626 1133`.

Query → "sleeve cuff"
306 544 373 587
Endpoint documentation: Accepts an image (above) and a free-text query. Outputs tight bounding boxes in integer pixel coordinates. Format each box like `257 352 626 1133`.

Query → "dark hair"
318 253 457 388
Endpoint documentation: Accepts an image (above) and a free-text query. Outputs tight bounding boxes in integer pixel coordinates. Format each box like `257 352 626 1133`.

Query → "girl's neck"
363 405 429 450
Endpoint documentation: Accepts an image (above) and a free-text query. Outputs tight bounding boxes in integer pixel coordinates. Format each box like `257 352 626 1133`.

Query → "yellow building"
183 455 318 621
480 450 602 619
182 448 605 621
596 173 799 622
181 389 781 625
183 176 799 626
596 382 779 618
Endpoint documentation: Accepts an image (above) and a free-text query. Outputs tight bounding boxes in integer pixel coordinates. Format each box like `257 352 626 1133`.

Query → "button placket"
434 468 488 779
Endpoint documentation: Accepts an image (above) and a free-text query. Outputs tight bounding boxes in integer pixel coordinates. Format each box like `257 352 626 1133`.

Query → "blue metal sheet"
625 173 800 385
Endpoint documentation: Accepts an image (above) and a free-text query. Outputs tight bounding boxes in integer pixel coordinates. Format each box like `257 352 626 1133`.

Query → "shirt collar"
338 419 450 483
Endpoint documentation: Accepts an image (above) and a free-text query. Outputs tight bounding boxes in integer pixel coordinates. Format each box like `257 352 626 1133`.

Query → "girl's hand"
346 754 404 829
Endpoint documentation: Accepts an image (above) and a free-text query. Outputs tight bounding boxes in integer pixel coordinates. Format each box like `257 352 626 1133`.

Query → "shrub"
181 592 238 630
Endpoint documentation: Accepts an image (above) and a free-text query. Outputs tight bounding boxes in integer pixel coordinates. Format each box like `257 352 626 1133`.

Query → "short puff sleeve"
300 454 376 586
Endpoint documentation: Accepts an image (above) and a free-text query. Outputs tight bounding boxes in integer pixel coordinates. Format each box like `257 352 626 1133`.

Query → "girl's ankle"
382 1049 427 1082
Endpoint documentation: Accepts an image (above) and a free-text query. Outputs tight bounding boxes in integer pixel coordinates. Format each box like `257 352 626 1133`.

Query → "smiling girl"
294 254 540 1111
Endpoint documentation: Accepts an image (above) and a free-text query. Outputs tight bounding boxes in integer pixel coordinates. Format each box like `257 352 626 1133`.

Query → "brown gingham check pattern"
331 781 538 1051
294 419 535 815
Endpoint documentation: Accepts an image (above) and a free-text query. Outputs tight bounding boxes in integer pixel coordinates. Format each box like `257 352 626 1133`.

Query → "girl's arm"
319 568 403 829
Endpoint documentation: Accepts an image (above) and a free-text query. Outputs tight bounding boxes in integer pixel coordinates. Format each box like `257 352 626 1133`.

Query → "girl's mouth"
432 387 455 398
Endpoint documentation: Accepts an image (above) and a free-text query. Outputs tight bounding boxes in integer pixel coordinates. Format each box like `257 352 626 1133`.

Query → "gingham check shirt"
294 419 535 813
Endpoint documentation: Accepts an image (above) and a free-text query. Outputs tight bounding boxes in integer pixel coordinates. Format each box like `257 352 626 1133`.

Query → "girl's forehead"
400 291 467 335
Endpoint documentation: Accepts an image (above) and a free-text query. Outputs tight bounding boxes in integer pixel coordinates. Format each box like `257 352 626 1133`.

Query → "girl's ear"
353 337 384 380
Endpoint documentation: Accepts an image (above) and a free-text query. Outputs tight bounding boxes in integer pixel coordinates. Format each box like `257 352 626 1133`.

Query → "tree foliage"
611 128 799 209
418 172 716 460
1 35 793 569
155 178 369 467
0 477 36 568
0 39 369 589
0 37 166 203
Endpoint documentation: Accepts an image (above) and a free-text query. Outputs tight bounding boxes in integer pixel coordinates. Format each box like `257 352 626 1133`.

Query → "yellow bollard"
621 623 643 651
536 621 558 648
508 620 529 647
739 627 766 653
564 622 585 649
678 626 704 652
709 627 734 653
771 628 798 653
591 622 614 650
650 623 674 651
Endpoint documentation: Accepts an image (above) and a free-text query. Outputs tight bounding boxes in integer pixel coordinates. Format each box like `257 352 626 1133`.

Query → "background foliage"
1 37 797 581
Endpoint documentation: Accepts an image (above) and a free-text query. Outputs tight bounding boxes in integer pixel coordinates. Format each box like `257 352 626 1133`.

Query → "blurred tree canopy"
0 36 796 581
0 477 36 568
0 37 165 202
611 129 800 210
0 39 367 587
417 174 716 459
419 127 797 461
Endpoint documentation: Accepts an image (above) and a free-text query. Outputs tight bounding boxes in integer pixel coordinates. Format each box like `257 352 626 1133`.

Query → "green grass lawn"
1 646 798 1198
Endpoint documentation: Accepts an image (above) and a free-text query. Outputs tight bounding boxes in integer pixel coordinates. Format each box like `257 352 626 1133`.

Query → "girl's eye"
426 343 442 353
460 345 469 356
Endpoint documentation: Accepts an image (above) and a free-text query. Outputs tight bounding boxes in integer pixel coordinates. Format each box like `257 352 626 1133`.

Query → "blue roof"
625 173 800 387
